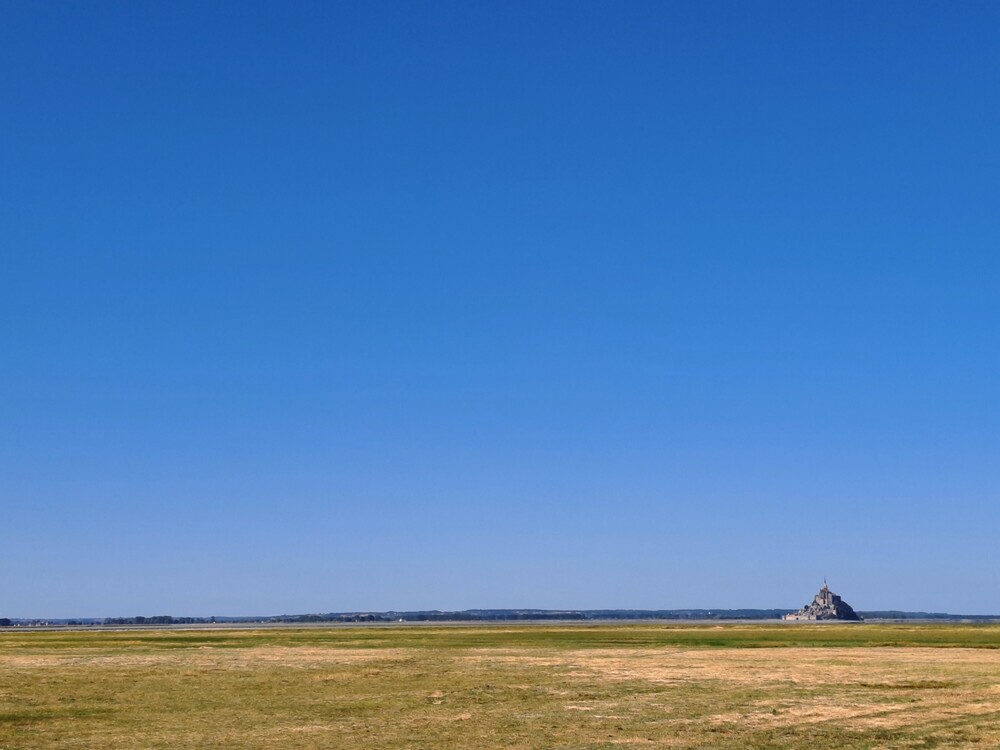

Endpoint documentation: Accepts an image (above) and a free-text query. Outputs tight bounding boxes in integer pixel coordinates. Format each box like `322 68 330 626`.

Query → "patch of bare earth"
467 647 1000 732
0 646 410 671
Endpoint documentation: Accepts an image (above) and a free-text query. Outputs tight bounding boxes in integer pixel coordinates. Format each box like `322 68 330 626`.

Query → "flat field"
3 623 1000 749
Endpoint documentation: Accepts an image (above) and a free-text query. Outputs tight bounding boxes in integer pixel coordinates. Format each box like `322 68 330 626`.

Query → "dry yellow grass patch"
4 625 1000 749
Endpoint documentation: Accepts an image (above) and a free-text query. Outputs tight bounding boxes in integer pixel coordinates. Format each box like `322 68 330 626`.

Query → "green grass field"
3 622 1000 749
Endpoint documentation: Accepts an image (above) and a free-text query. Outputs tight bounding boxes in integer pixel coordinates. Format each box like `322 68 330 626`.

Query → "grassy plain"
3 622 1000 749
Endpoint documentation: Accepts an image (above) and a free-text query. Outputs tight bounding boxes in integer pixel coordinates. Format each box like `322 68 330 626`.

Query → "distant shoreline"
5 610 1000 630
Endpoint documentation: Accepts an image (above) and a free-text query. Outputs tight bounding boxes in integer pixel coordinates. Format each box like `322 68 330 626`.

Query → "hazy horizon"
14 593 1000 623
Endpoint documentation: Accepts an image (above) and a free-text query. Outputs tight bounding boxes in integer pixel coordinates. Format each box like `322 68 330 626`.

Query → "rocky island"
784 581 862 621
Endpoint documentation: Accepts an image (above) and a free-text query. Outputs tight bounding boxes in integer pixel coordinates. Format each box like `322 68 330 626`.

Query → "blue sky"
2 1 998 617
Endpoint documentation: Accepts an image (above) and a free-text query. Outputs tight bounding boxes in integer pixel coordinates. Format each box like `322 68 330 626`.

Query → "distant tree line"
264 609 798 623
101 616 212 626
9 610 995 628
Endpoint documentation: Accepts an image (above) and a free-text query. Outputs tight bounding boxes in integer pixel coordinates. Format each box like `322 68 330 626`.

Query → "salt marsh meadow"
3 623 1000 749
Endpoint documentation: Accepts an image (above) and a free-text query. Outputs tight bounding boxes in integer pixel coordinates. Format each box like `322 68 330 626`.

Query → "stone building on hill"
784 581 862 621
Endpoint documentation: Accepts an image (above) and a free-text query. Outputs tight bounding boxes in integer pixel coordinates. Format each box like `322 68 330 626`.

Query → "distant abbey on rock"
784 581 862 621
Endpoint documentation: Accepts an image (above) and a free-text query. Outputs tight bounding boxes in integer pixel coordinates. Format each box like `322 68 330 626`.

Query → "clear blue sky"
2 1 998 618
